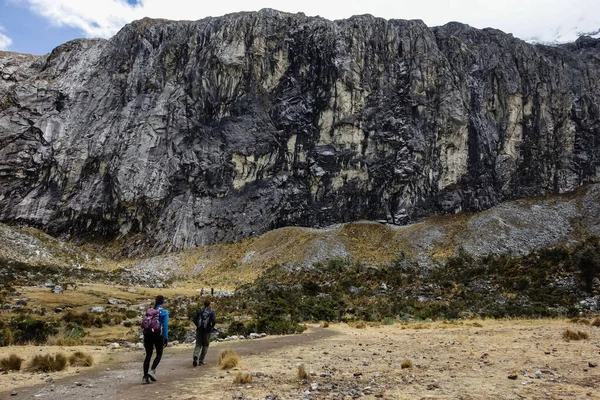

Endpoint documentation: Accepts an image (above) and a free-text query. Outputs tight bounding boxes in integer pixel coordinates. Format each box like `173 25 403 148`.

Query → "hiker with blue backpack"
192 299 216 366
141 295 169 384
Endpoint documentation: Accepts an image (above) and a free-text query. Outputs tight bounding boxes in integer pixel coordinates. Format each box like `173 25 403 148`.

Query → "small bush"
27 353 68 372
0 354 23 371
562 329 589 341
591 317 600 327
62 312 103 328
298 364 310 380
321 321 330 328
401 359 413 369
69 351 93 367
9 316 58 345
218 349 239 370
353 321 366 329
233 372 252 384
0 328 14 346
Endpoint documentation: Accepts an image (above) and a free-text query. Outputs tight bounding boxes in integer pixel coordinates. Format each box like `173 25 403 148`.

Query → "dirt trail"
1 328 336 400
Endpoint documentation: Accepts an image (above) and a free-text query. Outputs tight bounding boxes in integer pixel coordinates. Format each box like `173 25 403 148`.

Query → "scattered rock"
589 362 598 368
508 374 518 380
90 306 105 313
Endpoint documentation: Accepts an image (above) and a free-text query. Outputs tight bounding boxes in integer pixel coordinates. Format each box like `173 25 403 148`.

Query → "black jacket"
193 307 216 331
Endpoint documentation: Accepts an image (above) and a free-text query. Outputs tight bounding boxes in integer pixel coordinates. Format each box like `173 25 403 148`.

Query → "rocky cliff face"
1 9 600 255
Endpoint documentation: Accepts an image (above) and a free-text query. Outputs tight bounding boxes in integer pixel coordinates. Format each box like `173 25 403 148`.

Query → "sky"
0 0 599 55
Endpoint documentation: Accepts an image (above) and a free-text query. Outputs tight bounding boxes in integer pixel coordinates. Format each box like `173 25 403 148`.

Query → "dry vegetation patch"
0 354 22 371
233 372 253 384
26 353 68 373
68 351 94 367
218 349 240 370
172 319 600 399
562 329 590 341
0 344 119 392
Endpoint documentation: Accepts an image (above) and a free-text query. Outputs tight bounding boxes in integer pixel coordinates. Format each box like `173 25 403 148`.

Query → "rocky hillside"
2 183 599 289
1 9 600 255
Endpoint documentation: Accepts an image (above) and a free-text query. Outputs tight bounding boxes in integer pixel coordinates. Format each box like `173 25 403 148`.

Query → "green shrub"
125 310 138 319
228 320 253 336
0 328 14 346
62 311 103 328
574 237 600 292
9 315 57 345
168 320 191 342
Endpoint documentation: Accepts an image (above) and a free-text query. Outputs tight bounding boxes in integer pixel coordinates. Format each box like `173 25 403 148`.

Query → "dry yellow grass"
562 329 589 341
26 353 68 373
591 317 600 327
401 359 414 369
69 351 94 367
0 354 22 372
233 372 252 384
168 319 599 399
218 349 240 370
297 364 310 381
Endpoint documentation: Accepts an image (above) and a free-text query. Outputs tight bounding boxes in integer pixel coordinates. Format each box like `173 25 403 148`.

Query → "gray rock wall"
1 10 599 255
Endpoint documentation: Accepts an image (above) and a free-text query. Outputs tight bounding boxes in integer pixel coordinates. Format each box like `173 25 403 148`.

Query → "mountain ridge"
1 10 600 255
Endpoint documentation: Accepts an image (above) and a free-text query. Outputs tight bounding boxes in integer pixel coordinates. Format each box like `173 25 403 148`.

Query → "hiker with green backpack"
192 299 216 366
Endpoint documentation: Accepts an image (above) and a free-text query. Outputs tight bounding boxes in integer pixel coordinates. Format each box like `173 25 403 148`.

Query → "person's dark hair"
154 295 165 308
204 299 211 307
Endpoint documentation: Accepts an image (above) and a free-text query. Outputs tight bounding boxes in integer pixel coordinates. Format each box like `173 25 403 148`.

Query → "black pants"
143 332 163 376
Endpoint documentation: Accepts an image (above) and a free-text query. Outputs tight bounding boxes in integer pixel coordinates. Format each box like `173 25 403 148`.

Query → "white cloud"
0 25 12 50
16 0 600 43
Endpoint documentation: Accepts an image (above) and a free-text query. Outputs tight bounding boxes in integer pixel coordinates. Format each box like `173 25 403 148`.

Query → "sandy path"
0 328 336 400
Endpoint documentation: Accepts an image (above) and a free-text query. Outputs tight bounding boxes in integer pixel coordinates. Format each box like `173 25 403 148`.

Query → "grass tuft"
321 321 330 328
591 317 600 327
562 329 589 341
569 317 590 325
26 353 68 372
298 364 310 381
69 351 94 367
401 359 413 369
233 372 253 384
0 354 23 371
218 349 240 370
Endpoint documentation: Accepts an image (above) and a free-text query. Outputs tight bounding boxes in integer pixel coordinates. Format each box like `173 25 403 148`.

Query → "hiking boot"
199 360 205 366
142 375 150 384
148 369 157 382
193 356 198 367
